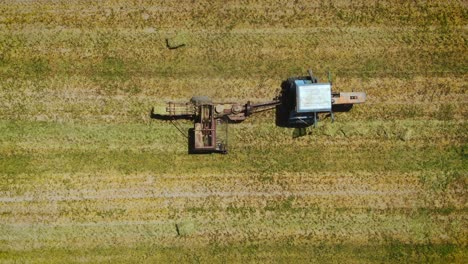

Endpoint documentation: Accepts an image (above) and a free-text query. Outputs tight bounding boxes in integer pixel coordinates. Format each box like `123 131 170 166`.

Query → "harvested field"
0 0 467 263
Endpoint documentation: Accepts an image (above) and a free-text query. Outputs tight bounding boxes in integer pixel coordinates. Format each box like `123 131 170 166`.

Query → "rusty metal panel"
332 92 366 105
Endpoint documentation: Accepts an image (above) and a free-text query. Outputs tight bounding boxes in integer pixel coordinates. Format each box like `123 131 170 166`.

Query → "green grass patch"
0 242 465 263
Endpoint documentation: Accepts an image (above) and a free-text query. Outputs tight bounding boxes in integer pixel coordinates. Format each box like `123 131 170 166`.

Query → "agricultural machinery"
151 70 366 154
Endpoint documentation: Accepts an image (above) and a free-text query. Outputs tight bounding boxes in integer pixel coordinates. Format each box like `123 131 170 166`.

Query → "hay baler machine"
151 70 366 154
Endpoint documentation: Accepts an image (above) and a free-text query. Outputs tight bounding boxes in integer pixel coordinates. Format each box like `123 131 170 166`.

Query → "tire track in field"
0 188 418 203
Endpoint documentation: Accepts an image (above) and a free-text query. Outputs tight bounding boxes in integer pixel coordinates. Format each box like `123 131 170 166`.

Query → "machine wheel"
332 104 353 112
275 103 289 127
187 128 195 154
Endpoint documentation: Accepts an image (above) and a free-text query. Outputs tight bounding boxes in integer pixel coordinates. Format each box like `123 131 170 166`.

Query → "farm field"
0 0 467 263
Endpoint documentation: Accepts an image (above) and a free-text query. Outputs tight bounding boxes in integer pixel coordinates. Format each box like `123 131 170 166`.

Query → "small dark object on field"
165 38 186 50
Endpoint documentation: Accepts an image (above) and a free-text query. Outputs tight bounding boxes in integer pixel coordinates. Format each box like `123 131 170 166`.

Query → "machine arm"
151 98 281 122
